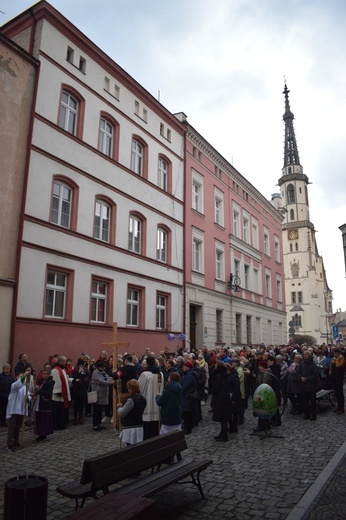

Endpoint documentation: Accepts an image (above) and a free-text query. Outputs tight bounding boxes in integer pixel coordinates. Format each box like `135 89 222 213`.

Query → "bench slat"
113 458 213 497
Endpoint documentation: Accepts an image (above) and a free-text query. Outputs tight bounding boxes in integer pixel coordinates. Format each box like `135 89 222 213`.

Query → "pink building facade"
177 118 286 350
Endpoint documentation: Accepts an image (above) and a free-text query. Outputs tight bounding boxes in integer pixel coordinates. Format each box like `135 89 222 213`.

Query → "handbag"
87 381 97 404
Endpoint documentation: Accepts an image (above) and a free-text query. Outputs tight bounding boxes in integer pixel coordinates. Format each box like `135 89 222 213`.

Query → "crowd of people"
0 341 345 450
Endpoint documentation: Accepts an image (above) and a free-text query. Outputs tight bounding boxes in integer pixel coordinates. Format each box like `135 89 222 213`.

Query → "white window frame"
158 158 168 191
91 280 107 323
252 219 259 249
253 267 259 293
127 288 139 327
99 118 114 157
274 236 280 262
265 270 272 298
45 270 66 319
264 228 270 256
192 170 204 213
243 214 250 243
244 264 250 290
156 227 167 262
276 278 282 302
129 216 141 253
131 139 143 175
214 188 224 226
52 181 71 229
59 91 78 135
233 204 240 237
156 294 166 330
94 200 110 242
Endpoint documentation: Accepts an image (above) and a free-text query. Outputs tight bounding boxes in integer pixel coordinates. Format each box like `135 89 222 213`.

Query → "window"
265 272 271 298
158 158 167 191
79 56 86 73
216 250 223 280
66 46 74 63
274 238 280 262
244 265 250 290
59 91 78 135
276 279 282 302
127 288 139 327
94 200 110 242
129 215 141 253
52 181 71 228
192 181 201 212
298 291 303 304
234 259 240 279
243 216 249 243
253 268 259 293
287 184 295 203
156 294 167 329
192 170 204 213
193 239 202 272
99 118 114 157
293 313 302 327
295 242 299 251
131 139 143 175
290 243 293 252
156 227 167 262
291 292 296 304
91 280 107 323
233 209 240 237
214 189 224 226
290 209 295 220
216 310 223 343
264 229 270 256
45 270 66 318
251 222 258 249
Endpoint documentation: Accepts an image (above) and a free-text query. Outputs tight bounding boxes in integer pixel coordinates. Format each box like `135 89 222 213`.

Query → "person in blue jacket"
156 372 182 434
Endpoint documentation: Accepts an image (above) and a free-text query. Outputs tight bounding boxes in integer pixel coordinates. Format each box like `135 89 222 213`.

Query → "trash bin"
4 474 48 520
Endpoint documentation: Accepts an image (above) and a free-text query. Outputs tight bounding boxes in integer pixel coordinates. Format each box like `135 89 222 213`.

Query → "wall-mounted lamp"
227 273 241 292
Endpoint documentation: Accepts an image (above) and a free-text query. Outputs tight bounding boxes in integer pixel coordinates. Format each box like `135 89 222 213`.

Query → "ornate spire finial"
283 83 300 167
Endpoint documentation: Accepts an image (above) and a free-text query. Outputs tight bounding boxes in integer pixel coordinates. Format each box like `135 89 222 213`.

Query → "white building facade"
2 2 185 369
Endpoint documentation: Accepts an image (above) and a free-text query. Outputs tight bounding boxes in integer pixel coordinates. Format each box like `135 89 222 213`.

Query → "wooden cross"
101 322 129 431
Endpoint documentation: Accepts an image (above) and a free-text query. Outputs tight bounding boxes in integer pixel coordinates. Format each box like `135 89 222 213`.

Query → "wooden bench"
316 388 334 409
61 493 156 520
57 431 212 511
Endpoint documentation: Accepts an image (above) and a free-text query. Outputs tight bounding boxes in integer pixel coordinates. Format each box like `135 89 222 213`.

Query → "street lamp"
339 224 346 276
227 273 241 292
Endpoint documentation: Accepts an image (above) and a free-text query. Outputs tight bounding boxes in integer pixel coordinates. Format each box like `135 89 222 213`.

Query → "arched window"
156 226 170 263
58 86 85 138
290 243 293 252
131 136 148 178
287 184 295 203
158 157 168 191
98 113 119 160
290 209 295 220
128 213 146 254
51 176 79 230
94 197 116 243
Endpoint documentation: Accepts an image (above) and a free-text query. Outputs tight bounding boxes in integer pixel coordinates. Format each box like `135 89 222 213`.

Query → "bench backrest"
81 430 187 490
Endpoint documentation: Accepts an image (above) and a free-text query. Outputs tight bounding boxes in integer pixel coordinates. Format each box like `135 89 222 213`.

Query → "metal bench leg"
191 471 205 500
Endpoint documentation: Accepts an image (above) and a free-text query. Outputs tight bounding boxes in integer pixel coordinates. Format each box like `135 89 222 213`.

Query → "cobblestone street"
0 398 345 520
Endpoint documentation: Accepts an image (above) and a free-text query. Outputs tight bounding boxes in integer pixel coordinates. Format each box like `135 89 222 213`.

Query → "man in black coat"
299 350 319 420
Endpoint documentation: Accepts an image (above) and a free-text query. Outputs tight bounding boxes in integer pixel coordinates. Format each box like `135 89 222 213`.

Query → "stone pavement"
0 396 345 520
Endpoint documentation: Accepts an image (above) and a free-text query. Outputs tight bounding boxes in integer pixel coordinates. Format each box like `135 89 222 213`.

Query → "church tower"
273 84 333 343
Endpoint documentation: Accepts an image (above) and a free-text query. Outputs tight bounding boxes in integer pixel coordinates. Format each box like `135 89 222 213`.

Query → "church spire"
283 83 300 167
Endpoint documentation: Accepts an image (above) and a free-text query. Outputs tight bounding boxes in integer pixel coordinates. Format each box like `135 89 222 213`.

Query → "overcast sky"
2 0 346 315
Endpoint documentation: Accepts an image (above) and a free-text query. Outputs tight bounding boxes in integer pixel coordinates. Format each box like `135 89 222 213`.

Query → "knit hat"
184 361 194 369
